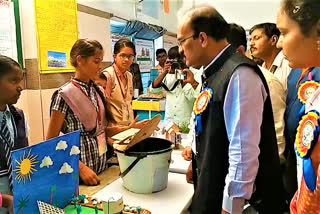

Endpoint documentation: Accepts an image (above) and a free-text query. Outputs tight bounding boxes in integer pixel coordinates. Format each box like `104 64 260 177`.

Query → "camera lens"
171 61 181 72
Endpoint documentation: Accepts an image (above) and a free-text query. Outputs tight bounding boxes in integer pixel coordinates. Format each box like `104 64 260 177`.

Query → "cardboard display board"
12 131 80 213
113 114 161 151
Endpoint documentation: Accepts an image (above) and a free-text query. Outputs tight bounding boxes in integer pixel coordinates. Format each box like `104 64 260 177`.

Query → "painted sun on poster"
12 131 80 214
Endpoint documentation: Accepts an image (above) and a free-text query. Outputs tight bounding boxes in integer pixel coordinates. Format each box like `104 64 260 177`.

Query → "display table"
93 172 193 214
79 165 120 196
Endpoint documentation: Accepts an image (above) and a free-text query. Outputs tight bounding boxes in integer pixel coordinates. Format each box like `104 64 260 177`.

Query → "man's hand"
164 59 173 73
183 69 198 89
186 162 193 184
79 162 100 186
182 146 192 160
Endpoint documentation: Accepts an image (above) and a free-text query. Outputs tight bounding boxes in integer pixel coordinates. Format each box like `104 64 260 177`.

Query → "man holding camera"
151 46 202 128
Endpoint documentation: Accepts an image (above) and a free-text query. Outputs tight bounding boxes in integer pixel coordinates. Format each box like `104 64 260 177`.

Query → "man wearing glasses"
177 5 286 214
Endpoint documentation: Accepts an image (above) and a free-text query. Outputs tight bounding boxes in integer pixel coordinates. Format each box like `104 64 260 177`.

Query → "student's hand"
129 116 150 129
2 194 13 210
186 162 193 184
182 146 192 161
221 209 230 214
79 162 100 186
133 119 150 129
129 116 139 129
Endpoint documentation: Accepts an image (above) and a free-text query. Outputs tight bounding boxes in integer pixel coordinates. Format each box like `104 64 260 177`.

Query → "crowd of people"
0 0 319 213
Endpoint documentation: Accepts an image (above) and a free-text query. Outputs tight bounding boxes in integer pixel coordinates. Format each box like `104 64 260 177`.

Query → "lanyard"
70 79 102 123
113 64 128 99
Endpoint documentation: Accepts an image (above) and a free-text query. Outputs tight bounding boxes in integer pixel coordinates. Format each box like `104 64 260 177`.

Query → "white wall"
181 0 280 30
78 11 112 61
78 0 280 34
77 0 136 21
163 34 177 52
19 0 37 59
77 0 183 34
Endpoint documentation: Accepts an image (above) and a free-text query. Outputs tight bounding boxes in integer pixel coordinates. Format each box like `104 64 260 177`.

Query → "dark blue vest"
191 46 286 213
0 106 28 174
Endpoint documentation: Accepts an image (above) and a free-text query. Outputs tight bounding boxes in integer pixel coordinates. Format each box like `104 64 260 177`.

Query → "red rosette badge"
298 81 319 104
193 88 213 134
193 88 212 115
295 111 319 158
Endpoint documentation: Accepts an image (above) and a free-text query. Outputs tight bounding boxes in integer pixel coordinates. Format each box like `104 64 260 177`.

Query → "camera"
168 59 187 80
170 59 182 72
175 69 187 80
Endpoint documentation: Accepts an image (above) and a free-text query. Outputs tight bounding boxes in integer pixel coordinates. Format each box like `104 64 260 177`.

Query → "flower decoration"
193 88 213 135
193 88 213 115
298 81 319 104
295 111 319 158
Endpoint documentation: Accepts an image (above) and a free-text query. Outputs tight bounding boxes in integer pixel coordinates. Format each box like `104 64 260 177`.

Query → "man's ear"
236 45 246 56
270 35 279 46
199 32 208 48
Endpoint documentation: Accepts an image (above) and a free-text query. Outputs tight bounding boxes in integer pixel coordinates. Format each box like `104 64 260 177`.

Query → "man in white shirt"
151 46 201 128
250 23 291 92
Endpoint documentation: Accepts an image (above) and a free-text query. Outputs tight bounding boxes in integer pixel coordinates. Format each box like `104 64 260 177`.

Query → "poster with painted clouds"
12 131 80 214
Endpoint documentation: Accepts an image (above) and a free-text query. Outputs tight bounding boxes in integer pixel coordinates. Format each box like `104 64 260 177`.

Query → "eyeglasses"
177 34 194 47
119 54 135 60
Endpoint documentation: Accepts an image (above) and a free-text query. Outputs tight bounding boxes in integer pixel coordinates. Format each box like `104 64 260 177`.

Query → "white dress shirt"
262 51 291 93
260 69 286 158
150 67 202 127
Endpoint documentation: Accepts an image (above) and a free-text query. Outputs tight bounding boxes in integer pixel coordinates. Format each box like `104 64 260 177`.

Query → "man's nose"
249 40 254 47
179 46 184 56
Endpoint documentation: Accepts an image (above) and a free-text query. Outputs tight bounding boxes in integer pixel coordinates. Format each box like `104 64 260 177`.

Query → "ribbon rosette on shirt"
193 88 213 134
295 110 320 191
295 111 319 159
298 81 319 104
